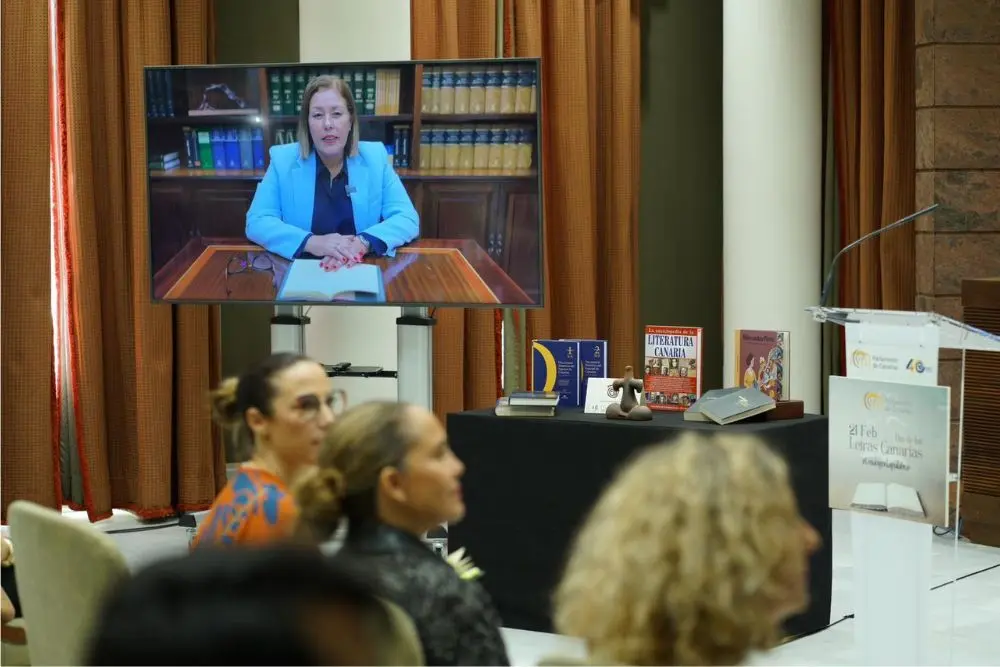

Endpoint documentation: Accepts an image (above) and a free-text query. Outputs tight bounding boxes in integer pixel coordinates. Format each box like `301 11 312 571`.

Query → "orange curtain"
829 0 916 310
1 0 59 522
507 0 641 376
412 0 502 420
51 0 224 521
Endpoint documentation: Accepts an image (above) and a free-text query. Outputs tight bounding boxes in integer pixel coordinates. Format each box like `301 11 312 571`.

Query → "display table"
446 408 832 640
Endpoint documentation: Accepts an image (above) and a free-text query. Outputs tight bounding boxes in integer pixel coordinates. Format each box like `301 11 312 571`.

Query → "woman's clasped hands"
304 233 368 272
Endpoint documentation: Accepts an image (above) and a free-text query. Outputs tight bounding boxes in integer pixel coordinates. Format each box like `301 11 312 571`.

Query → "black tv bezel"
142 57 546 309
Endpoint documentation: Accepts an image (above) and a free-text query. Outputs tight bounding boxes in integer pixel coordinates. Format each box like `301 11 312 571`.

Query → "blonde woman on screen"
246 75 419 270
551 433 821 666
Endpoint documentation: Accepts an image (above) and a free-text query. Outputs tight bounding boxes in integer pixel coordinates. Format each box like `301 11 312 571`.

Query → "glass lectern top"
806 306 1000 352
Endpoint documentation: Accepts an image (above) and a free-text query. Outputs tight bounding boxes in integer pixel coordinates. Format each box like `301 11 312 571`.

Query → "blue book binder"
251 127 266 169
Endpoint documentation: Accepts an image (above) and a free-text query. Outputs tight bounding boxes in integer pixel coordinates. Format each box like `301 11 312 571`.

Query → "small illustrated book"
734 329 790 400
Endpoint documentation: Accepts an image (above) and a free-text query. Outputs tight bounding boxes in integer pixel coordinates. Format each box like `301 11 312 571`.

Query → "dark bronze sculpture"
605 365 653 421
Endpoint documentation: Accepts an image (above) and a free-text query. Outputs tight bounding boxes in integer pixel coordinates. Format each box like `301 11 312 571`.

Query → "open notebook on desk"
277 260 385 302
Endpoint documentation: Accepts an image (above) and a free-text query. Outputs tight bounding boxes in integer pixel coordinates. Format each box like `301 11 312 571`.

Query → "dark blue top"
294 160 387 259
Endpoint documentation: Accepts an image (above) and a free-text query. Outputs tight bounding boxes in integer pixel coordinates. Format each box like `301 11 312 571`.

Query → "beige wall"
299 0 410 63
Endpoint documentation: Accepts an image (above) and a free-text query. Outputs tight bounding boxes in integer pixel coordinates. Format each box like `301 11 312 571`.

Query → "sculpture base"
605 404 653 421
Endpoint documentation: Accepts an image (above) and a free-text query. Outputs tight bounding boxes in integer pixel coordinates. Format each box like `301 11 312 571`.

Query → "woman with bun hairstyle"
295 401 510 667
192 353 341 548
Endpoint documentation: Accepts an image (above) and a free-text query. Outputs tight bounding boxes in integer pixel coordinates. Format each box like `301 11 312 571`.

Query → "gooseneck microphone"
819 203 939 307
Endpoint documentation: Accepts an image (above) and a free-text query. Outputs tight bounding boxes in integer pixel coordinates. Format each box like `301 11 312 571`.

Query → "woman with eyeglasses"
192 353 343 548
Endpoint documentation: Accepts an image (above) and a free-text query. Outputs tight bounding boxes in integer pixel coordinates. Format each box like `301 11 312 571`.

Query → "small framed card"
584 377 621 415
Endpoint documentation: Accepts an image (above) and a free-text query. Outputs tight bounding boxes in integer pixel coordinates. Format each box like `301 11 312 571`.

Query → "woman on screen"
550 433 821 666
246 75 419 269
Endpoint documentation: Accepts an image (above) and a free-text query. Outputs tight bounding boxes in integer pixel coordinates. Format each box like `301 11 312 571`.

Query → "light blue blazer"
245 141 420 259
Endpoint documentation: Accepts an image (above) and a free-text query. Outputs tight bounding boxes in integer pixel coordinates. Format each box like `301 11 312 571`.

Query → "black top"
296 160 386 258
333 522 510 667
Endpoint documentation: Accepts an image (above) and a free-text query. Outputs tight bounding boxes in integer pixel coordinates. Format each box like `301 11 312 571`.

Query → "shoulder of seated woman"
268 142 302 168
356 141 389 165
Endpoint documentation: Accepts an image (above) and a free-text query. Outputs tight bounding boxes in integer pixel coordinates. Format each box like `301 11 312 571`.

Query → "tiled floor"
45 507 1000 666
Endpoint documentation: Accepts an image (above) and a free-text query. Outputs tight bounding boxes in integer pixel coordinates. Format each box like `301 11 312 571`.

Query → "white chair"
8 501 129 666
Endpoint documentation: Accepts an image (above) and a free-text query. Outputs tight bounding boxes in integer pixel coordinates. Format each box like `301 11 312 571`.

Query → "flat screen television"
143 59 544 307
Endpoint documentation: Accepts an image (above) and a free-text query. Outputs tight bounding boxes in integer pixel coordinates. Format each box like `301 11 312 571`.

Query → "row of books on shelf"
150 127 267 172
152 123 536 175
268 66 402 117
417 125 535 171
421 65 536 116
146 70 176 118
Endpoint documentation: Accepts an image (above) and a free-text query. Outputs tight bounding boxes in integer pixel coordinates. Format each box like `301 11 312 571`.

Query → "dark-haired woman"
192 353 342 548
294 401 510 666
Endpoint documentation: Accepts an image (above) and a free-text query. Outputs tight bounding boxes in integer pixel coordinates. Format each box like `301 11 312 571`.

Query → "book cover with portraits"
643 325 703 412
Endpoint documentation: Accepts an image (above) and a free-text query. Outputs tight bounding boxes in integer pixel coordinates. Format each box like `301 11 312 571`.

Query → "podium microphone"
819 203 939 307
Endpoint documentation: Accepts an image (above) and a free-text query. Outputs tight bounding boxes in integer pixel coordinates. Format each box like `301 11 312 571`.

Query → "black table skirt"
446 408 832 640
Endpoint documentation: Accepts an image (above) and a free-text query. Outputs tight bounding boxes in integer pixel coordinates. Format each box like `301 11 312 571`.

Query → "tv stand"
270 305 309 355
396 306 435 411
269 305 435 412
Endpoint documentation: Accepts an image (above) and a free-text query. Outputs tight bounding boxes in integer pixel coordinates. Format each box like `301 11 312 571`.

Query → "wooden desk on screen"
154 238 532 304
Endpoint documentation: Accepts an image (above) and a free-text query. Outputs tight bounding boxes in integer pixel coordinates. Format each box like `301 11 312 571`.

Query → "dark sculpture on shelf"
606 365 653 421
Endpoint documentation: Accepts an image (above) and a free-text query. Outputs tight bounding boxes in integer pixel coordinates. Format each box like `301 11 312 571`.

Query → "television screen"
144 59 543 307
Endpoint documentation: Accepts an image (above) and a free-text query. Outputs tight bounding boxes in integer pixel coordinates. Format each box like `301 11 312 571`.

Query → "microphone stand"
819 203 939 308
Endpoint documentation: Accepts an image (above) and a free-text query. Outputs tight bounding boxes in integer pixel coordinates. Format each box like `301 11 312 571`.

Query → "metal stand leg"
271 305 309 355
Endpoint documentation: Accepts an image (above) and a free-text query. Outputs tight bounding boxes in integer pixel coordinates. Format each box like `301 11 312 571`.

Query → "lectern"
808 306 1000 666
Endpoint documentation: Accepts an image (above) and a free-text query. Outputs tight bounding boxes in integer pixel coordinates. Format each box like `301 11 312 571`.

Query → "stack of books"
494 391 558 418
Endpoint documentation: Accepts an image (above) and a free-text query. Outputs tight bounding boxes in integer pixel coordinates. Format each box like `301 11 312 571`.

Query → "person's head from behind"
296 401 465 541
298 74 360 164
212 353 341 473
553 432 821 666
87 546 393 665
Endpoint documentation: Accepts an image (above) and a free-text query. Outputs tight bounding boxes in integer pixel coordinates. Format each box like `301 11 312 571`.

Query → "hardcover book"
683 387 742 422
531 339 606 407
643 325 703 412
734 329 790 400
699 388 776 425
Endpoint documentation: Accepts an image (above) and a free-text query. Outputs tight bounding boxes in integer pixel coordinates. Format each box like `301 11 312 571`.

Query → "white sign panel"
828 375 950 526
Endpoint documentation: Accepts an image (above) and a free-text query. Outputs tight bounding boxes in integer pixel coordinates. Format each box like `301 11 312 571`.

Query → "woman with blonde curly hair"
552 432 821 666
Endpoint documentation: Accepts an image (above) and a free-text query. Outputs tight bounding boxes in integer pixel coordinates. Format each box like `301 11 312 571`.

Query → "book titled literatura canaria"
643 325 703 412
277 260 384 302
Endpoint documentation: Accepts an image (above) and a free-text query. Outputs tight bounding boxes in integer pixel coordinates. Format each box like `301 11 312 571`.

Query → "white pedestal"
851 512 932 665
